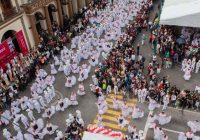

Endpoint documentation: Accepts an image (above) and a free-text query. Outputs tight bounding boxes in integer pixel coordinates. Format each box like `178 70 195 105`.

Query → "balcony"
0 7 24 26
2 7 17 20
21 0 55 14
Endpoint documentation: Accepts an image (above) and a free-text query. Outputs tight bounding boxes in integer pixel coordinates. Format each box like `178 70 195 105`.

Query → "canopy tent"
160 0 200 27
82 131 121 140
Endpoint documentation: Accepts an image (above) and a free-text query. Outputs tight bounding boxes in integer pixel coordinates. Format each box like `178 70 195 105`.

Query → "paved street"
1 0 200 140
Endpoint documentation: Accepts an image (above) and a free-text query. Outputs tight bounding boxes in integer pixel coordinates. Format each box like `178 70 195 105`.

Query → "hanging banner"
16 30 28 55
0 38 17 69
0 39 11 61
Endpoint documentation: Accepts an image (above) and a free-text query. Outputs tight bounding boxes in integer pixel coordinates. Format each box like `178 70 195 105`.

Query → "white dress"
97 101 108 115
89 56 98 66
64 64 71 76
148 98 160 111
117 116 129 128
58 61 64 71
155 113 171 125
71 63 79 74
187 120 200 133
70 94 78 105
42 123 58 135
184 69 191 80
54 56 60 66
121 104 131 117
77 84 86 96
148 115 156 128
132 107 144 119
65 76 76 87
42 106 56 119
50 64 57 75
56 98 70 112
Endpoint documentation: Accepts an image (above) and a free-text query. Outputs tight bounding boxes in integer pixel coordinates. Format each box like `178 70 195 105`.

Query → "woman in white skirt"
58 61 64 72
117 114 129 128
148 114 156 129
187 120 200 133
184 67 192 81
53 56 60 66
56 98 70 112
42 106 56 119
112 97 120 110
42 122 58 135
121 102 131 117
70 92 78 106
89 55 98 67
77 82 86 96
155 112 171 125
65 76 76 88
132 106 144 119
148 97 160 111
50 63 57 75
71 63 79 74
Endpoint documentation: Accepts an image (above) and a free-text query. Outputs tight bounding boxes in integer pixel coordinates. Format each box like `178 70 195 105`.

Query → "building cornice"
21 0 56 14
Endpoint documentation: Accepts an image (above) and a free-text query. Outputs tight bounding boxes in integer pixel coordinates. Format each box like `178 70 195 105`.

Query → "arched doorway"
1 30 20 53
35 12 44 34
48 4 57 23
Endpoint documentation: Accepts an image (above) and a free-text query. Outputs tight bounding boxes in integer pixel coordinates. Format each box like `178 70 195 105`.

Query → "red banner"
0 39 11 61
16 30 28 55
0 38 17 69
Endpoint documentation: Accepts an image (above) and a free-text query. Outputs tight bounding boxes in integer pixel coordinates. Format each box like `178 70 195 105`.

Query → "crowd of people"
0 0 200 139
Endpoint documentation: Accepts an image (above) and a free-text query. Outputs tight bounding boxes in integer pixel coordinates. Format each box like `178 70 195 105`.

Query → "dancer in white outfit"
58 61 64 71
184 67 192 80
70 92 78 105
50 63 57 75
117 114 129 128
155 112 171 125
187 120 200 133
77 82 86 96
148 97 160 111
132 106 144 119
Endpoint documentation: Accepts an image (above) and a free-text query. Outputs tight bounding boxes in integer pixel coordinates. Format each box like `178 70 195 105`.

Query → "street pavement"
1 0 200 139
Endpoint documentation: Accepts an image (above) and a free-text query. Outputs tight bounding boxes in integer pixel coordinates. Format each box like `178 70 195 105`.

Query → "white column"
62 5 70 18
0 8 4 21
52 11 59 23
40 20 47 30
72 0 78 14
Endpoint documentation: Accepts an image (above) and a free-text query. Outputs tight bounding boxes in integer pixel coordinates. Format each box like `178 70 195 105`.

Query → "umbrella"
176 37 186 45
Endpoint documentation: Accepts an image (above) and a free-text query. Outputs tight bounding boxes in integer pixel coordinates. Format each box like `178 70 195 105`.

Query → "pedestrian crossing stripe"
106 98 136 107
92 95 137 132
107 94 138 102
100 115 118 122
107 102 135 108
94 111 131 122
93 120 128 131
106 109 121 116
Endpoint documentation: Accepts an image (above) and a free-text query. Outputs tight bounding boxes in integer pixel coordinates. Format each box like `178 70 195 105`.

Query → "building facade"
0 0 92 51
